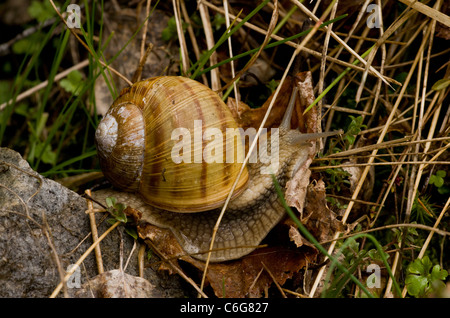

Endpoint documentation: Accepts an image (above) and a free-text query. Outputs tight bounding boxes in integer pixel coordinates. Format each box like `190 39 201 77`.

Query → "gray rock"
0 147 190 298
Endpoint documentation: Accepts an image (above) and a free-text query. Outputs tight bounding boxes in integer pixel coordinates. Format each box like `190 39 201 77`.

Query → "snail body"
94 76 336 262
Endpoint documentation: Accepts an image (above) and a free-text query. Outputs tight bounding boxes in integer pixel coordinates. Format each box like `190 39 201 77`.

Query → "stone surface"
0 147 190 298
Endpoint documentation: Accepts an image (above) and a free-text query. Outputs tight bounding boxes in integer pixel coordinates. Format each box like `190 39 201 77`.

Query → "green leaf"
125 227 138 240
109 205 127 223
368 248 389 261
162 16 180 42
266 79 279 93
106 196 128 222
434 177 444 188
430 265 448 282
211 13 225 31
407 258 425 276
106 197 116 208
438 186 450 195
405 257 448 297
405 275 428 297
12 32 44 54
431 78 450 91
35 143 56 165
28 0 59 23
436 170 446 178
14 103 30 117
60 70 83 95
422 256 433 274
0 81 12 104
430 170 446 188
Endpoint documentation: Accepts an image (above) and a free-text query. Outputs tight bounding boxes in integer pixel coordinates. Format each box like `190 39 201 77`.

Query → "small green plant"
324 237 390 298
326 196 348 210
343 115 366 147
162 16 189 42
429 170 449 195
60 70 84 96
431 78 450 91
105 197 139 239
28 0 59 23
405 256 448 298
323 115 366 204
105 197 127 223
325 163 351 192
430 170 446 188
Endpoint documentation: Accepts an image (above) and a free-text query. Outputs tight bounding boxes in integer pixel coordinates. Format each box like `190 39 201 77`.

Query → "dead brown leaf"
226 73 315 132
302 180 346 243
288 225 317 250
284 72 320 212
123 206 142 224
189 247 317 298
138 223 187 274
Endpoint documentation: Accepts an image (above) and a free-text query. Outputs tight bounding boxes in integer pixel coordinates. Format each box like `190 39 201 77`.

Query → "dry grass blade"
198 1 220 91
85 189 104 274
292 0 394 89
200 1 400 86
309 1 450 297
173 0 189 75
399 0 450 27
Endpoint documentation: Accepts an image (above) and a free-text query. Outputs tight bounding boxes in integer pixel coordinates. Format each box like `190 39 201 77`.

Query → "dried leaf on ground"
284 72 321 212
138 223 187 274
189 247 318 298
288 224 317 250
302 180 346 243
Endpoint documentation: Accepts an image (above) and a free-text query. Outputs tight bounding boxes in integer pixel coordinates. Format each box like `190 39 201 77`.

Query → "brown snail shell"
95 76 249 213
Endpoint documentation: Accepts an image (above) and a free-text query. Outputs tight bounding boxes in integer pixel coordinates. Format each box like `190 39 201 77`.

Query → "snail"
93 76 340 262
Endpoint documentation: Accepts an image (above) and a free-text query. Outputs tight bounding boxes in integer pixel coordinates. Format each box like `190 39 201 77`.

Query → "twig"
85 190 104 274
198 1 221 91
173 0 189 75
138 244 146 278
